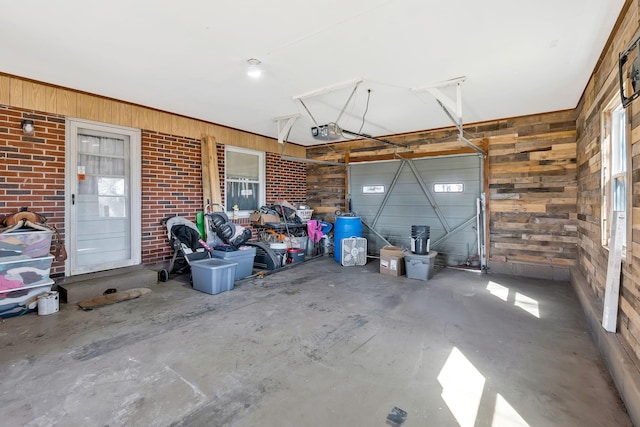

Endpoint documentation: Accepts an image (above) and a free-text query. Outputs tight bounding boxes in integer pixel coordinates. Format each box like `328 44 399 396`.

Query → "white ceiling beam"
412 76 466 123
292 78 363 100
412 76 485 156
274 114 300 144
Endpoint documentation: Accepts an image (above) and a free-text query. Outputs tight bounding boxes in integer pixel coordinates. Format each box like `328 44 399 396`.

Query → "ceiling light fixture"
21 119 35 135
246 58 262 78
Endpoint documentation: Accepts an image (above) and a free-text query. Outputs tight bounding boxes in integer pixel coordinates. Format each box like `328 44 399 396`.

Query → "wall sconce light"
246 58 262 78
21 120 35 135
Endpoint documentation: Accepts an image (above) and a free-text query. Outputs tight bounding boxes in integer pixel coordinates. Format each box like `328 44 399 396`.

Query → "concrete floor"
0 257 631 427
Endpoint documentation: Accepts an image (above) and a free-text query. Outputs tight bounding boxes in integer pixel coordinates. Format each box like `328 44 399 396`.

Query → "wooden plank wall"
575 0 640 359
307 110 578 272
0 73 305 158
488 113 577 271
307 164 348 219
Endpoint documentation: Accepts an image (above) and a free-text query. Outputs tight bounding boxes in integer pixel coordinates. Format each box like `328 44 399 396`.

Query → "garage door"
349 154 485 268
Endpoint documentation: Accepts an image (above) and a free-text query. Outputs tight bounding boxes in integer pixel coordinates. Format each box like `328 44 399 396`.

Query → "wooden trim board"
201 135 222 210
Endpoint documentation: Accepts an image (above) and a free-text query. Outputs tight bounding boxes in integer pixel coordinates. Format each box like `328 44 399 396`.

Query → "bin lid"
403 250 437 259
190 258 238 269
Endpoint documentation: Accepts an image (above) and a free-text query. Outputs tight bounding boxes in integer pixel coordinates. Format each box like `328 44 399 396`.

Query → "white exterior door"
65 118 141 276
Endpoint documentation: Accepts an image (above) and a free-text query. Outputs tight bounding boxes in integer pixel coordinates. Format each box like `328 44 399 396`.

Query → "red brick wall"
139 134 309 267
266 152 307 206
0 106 66 276
141 130 204 267
0 105 307 275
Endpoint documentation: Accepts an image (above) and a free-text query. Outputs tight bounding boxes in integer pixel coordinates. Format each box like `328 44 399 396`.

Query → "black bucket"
411 225 430 255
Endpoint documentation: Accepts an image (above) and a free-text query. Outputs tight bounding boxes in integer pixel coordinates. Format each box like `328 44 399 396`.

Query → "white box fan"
341 237 367 266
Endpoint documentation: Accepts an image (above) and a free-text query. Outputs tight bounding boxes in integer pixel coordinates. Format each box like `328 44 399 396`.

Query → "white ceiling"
0 1 625 146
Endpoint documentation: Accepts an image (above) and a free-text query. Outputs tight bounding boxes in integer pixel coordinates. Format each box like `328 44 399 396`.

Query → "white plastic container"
270 243 287 267
37 291 59 315
295 209 313 223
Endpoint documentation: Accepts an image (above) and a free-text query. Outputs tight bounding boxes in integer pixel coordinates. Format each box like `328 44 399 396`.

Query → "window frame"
224 146 265 217
434 183 465 193
600 96 630 259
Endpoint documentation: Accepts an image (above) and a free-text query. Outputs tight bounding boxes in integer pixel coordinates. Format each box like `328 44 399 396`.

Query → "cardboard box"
380 246 403 258
249 212 281 225
380 246 405 276
380 255 405 276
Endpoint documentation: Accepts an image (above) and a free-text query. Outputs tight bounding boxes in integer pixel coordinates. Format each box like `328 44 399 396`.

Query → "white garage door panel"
350 154 482 267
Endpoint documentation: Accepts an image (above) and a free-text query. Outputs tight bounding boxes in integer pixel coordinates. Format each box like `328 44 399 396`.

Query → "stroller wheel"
159 269 169 282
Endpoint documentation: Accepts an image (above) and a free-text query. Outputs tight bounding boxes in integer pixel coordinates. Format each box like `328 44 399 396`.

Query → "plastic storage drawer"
0 255 54 290
0 279 54 318
0 229 53 259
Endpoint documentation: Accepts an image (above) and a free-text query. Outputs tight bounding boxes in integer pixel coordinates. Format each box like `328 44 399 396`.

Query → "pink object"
307 220 323 243
0 275 26 291
198 239 212 252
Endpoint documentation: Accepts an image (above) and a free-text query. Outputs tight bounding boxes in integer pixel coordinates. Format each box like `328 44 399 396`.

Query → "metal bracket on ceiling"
292 78 364 128
412 76 486 157
413 76 466 122
292 78 364 101
274 114 300 144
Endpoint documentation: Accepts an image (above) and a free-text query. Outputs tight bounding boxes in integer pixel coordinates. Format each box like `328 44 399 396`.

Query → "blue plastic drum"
333 216 363 263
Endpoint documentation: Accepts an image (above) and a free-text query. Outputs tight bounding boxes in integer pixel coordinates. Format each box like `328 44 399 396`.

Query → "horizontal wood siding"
307 110 578 270
488 114 578 268
0 73 305 158
575 0 640 360
306 165 348 220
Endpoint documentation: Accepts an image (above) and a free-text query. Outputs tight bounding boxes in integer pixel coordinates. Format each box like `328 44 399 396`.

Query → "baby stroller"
159 216 212 282
159 211 253 282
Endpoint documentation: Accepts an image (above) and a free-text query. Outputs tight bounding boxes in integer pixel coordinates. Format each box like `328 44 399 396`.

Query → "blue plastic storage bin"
210 246 256 280
190 258 237 295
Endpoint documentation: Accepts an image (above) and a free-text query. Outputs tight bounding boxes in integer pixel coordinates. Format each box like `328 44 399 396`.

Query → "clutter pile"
378 224 438 280
160 202 334 288
248 201 330 270
0 207 64 318
159 209 255 290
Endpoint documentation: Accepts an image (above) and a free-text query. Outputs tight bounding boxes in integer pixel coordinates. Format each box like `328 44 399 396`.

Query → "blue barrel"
333 216 363 263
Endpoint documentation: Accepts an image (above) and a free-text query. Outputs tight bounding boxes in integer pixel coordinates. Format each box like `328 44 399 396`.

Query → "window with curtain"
225 147 265 215
77 133 127 218
601 97 628 256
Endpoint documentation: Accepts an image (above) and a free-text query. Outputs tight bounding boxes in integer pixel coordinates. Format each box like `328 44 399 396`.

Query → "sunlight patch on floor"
487 281 509 301
438 346 531 427
486 281 540 318
514 292 539 318
493 393 530 427
438 347 485 427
